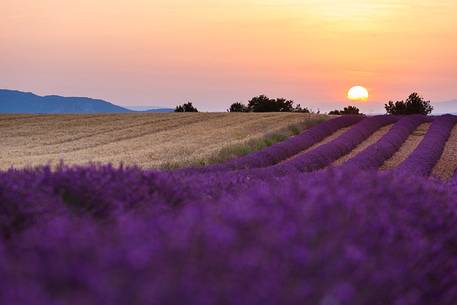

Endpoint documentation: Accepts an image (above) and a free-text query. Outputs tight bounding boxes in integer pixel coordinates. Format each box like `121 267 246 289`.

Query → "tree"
175 102 198 112
293 104 311 113
228 102 249 112
228 95 312 113
247 95 295 112
385 93 433 115
329 105 361 115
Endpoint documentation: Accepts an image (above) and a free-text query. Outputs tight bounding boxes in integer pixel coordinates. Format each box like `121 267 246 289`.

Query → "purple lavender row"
179 115 363 174
1 168 457 304
394 114 457 177
260 115 399 175
148 114 452 194
450 170 457 187
340 115 430 171
170 116 398 180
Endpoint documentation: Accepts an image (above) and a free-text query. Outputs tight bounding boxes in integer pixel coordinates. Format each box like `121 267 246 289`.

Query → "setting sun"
347 86 369 101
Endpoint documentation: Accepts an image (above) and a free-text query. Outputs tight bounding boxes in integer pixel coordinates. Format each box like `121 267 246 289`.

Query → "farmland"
1 114 457 304
0 113 327 170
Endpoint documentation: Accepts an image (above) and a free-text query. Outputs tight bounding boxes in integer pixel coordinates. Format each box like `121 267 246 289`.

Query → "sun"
347 86 369 101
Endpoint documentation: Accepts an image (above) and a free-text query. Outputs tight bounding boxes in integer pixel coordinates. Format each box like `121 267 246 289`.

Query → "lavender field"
2 114 457 305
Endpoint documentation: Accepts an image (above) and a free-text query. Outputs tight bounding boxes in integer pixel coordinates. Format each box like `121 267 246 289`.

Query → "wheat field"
0 113 328 170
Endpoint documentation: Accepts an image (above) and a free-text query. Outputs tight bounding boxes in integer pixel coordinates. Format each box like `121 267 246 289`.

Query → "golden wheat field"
0 112 328 170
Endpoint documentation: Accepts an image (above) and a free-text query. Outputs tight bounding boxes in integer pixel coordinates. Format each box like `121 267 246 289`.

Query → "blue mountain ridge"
0 89 173 114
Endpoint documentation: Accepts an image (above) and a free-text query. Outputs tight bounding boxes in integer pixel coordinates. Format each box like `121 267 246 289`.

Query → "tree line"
174 92 433 115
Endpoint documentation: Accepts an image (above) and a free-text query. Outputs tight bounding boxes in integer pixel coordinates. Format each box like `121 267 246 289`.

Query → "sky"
1 0 456 112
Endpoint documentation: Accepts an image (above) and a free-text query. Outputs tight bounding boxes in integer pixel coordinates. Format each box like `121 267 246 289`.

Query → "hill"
144 108 175 113
126 106 174 112
0 89 132 114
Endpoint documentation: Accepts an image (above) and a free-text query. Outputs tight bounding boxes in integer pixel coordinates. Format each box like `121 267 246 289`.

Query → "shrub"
229 95 310 113
228 102 249 112
385 93 433 115
329 105 361 115
175 102 198 112
293 104 311 113
247 95 294 112
2 165 457 305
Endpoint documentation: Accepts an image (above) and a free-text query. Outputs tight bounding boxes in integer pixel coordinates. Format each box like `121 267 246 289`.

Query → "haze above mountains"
433 100 457 115
0 89 455 114
0 89 173 114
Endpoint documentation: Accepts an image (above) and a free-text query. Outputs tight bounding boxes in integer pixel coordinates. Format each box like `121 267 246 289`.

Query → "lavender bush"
180 115 363 173
259 115 398 175
395 114 457 176
341 115 430 170
451 170 457 187
1 168 457 305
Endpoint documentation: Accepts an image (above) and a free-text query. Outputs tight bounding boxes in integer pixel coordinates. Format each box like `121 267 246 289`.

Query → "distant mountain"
433 100 457 115
125 106 174 113
0 89 132 114
143 108 174 113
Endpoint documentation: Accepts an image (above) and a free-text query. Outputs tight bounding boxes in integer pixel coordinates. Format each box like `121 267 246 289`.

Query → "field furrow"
394 115 457 177
267 115 398 174
380 122 431 170
432 124 457 180
183 115 362 173
279 126 353 164
15 113 228 153
332 124 394 166
340 115 429 171
0 113 327 170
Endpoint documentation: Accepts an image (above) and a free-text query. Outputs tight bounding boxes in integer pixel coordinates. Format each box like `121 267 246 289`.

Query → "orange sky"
1 0 456 112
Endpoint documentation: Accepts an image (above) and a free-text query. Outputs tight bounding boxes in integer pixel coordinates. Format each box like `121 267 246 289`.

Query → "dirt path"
279 126 353 164
432 124 457 180
380 123 431 170
332 124 394 166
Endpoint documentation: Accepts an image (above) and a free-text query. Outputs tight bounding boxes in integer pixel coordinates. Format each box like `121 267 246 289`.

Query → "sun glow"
347 86 369 101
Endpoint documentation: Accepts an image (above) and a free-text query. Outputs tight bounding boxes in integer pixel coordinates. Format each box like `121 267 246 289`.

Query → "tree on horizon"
385 93 433 115
175 102 198 112
329 105 361 115
228 102 249 112
228 95 310 113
